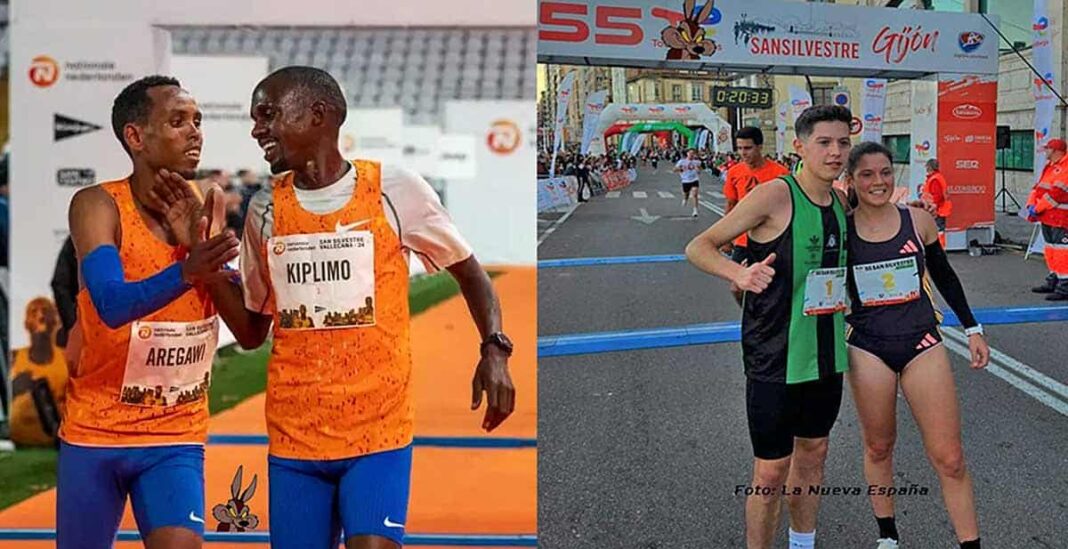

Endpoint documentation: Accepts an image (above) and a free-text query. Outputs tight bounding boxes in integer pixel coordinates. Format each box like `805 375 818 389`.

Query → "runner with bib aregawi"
842 142 988 549
59 75 238 549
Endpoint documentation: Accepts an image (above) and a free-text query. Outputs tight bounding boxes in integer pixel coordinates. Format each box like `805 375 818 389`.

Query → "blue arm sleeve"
81 245 191 329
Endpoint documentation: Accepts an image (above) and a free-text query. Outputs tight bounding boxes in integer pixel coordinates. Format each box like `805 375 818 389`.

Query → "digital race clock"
711 87 774 109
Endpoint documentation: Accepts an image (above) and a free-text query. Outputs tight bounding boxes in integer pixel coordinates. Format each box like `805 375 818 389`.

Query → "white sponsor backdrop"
340 108 404 167
170 55 269 174
11 25 171 349
909 79 939 200
538 0 999 76
445 101 536 266
403 125 442 177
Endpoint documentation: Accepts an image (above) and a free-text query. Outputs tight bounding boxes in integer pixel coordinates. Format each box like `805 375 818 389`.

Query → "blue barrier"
539 254 686 268
207 435 537 448
0 529 538 546
539 305 1068 357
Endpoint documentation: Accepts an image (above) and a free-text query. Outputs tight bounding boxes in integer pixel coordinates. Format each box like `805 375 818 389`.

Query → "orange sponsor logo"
137 326 153 340
29 55 60 88
272 241 286 255
487 120 521 155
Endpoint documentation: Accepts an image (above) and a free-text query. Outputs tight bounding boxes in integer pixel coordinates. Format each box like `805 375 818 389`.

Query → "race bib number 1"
853 257 921 307
803 267 847 316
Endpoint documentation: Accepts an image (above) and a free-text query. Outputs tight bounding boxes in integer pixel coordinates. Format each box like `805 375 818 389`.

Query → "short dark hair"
736 126 764 146
112 75 182 156
846 141 894 176
259 66 347 125
926 158 939 171
795 105 852 140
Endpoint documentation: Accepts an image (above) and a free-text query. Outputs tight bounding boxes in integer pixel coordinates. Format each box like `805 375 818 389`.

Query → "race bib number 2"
803 267 847 316
854 257 921 307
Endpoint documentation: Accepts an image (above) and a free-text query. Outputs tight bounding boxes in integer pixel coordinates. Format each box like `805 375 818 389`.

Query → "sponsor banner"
435 134 478 180
593 102 731 152
445 101 536 265
170 55 269 174
909 79 938 201
788 85 812 124
775 102 788 156
601 169 633 191
537 176 579 212
538 0 998 76
581 89 609 155
11 24 171 349
339 108 404 166
628 133 647 155
937 76 997 231
859 78 887 143
550 71 575 177
1032 0 1057 173
402 125 442 177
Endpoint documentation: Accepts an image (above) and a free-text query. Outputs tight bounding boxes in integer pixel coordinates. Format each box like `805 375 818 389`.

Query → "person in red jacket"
923 159 953 247
1026 138 1068 300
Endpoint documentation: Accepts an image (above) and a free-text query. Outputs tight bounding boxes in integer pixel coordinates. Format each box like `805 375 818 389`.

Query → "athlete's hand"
203 185 228 239
182 221 240 286
907 198 938 215
471 346 515 432
734 253 776 294
151 168 204 248
968 334 989 369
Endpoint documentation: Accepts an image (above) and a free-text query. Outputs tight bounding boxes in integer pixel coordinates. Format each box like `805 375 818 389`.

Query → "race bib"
803 267 847 316
121 316 219 408
267 231 376 331
853 257 921 307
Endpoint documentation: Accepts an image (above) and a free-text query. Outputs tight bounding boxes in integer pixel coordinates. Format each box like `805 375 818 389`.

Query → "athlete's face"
847 152 895 209
736 138 762 166
794 121 851 183
250 80 320 175
1046 147 1065 164
687 150 696 160
133 86 202 179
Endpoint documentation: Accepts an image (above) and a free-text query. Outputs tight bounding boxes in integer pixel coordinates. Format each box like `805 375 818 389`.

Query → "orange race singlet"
60 180 218 447
265 160 413 460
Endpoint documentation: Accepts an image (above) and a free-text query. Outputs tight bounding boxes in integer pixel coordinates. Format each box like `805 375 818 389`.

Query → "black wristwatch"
481 332 514 357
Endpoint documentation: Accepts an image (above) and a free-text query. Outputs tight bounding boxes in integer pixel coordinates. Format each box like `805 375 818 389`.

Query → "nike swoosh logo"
383 516 405 529
189 511 204 524
335 219 371 232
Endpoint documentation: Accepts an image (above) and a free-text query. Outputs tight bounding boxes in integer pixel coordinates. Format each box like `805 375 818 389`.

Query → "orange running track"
0 267 536 548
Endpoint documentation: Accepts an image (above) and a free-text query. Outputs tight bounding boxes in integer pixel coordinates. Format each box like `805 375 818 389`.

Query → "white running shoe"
692 208 699 217
876 538 899 549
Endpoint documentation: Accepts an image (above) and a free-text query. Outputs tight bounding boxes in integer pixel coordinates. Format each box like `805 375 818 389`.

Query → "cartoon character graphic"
213 466 260 532
661 0 719 60
9 297 68 447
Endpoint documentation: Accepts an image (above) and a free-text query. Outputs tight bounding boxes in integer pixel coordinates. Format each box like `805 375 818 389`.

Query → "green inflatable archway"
617 122 695 152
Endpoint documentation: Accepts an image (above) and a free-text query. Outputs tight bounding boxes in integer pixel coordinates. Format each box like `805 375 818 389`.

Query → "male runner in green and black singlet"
685 105 853 549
